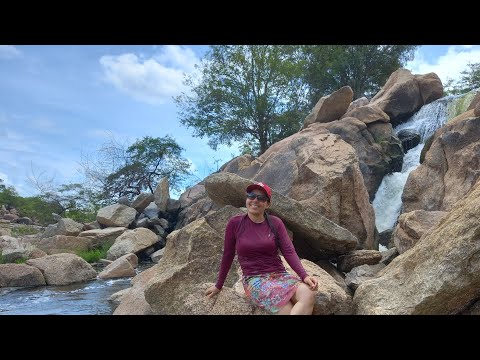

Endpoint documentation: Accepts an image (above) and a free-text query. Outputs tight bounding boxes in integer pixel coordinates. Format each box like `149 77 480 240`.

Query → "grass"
0 253 27 264
76 243 112 263
11 225 41 237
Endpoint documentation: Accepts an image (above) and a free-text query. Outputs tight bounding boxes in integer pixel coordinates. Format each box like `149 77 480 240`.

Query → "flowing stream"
372 90 478 240
0 262 154 315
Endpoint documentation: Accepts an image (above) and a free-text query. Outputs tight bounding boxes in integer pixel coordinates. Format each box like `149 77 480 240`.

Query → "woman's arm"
274 217 308 280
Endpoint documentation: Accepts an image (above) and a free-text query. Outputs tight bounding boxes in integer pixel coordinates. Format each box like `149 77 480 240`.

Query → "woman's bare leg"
276 301 294 315
289 283 316 315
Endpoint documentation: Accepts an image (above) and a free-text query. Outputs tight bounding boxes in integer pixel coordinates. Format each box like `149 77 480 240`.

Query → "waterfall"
372 91 477 236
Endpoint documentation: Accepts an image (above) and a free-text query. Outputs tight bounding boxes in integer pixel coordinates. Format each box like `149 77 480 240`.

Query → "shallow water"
0 262 153 315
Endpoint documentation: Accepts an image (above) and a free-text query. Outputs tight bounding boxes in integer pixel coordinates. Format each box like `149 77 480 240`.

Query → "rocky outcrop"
392 210 448 254
324 117 403 199
354 179 480 314
402 116 480 213
371 69 443 126
113 265 158 315
303 86 354 128
0 263 46 287
106 228 159 261
336 250 382 273
143 206 244 314
26 253 97 286
29 235 93 255
98 253 138 279
154 177 170 212
96 204 137 228
204 172 358 259
217 125 375 251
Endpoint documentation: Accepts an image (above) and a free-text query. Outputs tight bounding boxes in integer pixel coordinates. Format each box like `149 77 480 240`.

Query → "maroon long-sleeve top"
215 214 308 290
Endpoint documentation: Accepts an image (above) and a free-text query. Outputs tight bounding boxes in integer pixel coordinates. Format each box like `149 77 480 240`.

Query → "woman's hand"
205 285 221 298
303 275 318 291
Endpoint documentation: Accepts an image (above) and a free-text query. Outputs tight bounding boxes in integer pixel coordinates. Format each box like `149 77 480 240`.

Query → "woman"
205 181 318 315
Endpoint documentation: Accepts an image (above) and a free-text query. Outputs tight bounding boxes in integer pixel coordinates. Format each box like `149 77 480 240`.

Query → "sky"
1 45 479 199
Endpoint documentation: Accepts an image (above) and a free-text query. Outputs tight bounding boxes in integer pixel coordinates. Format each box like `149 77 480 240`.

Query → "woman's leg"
289 283 316 315
276 301 294 315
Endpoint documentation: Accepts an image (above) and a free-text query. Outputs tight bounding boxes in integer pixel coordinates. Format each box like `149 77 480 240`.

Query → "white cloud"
153 45 199 72
99 45 201 105
406 45 480 84
0 45 21 59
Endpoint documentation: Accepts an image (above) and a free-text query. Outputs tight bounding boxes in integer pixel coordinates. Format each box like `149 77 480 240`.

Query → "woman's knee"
296 283 316 304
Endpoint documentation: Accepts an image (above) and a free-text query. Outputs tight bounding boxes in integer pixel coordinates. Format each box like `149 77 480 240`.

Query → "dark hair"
264 212 280 249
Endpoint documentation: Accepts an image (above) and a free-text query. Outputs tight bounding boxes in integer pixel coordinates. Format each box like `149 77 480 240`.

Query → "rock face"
402 116 480 213
353 179 480 314
143 206 244 314
0 264 46 287
96 204 137 228
220 123 376 251
26 253 97 286
370 69 443 127
303 86 354 127
204 172 358 259
106 228 159 261
392 210 448 254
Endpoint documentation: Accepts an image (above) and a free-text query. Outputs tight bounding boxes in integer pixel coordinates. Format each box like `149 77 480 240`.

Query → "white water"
372 95 460 234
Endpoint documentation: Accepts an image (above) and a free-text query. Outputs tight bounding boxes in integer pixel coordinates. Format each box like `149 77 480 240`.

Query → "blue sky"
1 45 479 198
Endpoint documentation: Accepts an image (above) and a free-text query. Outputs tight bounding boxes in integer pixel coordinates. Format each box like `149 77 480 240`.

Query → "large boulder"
0 264 46 287
354 179 480 314
217 124 376 252
303 86 353 127
204 172 358 258
26 253 97 286
144 205 244 314
402 116 480 213
96 204 137 228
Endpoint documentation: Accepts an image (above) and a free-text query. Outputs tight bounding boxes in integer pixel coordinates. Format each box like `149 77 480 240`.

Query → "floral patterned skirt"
242 272 301 313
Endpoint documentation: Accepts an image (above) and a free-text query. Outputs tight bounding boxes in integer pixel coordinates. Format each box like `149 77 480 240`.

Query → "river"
0 262 154 315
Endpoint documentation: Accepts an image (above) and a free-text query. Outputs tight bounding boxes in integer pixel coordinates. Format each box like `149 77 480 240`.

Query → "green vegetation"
80 135 191 202
11 225 41 237
446 89 479 121
176 45 419 156
103 136 191 200
76 243 112 263
14 257 27 264
0 253 4 264
302 45 419 104
175 45 309 156
445 62 480 95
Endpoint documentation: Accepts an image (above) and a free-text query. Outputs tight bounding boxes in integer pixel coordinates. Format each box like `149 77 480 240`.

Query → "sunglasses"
246 192 269 202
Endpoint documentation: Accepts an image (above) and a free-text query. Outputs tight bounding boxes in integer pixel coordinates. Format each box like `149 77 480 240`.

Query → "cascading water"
372 91 478 239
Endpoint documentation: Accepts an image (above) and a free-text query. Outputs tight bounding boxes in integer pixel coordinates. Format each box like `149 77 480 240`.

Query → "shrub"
77 243 112 263
11 225 41 237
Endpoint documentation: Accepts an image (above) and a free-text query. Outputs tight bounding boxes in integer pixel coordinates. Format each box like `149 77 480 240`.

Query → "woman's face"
246 189 270 216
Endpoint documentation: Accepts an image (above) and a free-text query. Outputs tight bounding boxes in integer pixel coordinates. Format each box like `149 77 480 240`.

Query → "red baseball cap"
246 181 272 200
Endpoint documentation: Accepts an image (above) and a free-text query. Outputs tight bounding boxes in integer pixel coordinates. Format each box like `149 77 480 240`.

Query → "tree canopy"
302 45 419 104
81 135 191 201
175 45 310 155
445 62 480 95
175 45 419 156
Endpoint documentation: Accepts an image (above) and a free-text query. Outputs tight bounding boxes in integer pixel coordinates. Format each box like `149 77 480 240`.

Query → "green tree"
0 178 20 209
175 45 309 155
302 45 419 104
445 62 480 95
100 135 191 200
